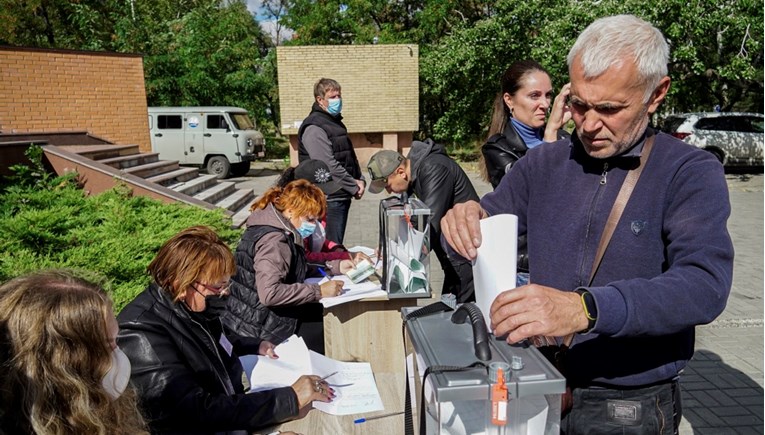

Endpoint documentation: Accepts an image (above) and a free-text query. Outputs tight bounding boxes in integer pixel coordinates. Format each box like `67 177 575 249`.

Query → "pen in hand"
317 267 330 285
321 371 338 381
353 411 405 424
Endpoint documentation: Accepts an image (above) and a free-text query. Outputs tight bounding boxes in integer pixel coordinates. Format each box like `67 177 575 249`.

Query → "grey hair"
567 15 669 102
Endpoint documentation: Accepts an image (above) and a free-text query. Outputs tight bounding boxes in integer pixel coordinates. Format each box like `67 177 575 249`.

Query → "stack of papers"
247 335 384 415
345 259 376 283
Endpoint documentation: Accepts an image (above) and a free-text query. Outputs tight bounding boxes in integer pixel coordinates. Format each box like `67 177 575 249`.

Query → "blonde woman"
0 270 147 435
117 226 332 434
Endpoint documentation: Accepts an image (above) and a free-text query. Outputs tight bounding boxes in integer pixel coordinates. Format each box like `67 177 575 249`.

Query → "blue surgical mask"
297 220 317 239
327 98 342 116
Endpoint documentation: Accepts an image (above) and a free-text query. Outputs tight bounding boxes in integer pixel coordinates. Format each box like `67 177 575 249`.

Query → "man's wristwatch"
574 289 597 333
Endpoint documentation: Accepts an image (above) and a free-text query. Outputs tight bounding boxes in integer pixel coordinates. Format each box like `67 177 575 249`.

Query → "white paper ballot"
309 352 384 415
472 214 518 329
306 275 386 308
245 335 384 416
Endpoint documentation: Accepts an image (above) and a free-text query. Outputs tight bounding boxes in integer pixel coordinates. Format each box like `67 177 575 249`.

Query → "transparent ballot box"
404 307 565 435
379 197 432 298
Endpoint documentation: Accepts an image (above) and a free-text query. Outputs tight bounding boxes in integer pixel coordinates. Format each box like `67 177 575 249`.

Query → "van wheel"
230 162 251 177
207 156 231 178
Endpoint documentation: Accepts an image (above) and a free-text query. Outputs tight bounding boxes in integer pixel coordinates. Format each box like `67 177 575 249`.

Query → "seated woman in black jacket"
117 226 333 435
481 59 572 189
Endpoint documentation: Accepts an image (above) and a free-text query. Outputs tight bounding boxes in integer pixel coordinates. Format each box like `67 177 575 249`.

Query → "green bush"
0 148 243 311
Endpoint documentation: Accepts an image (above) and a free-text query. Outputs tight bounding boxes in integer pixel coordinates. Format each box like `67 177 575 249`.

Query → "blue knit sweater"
483 130 734 387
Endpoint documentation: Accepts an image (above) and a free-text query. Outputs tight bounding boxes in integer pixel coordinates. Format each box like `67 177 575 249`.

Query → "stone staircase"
64 144 257 227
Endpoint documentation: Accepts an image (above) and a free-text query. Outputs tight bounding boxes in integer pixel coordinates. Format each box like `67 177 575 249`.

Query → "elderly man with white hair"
442 15 733 434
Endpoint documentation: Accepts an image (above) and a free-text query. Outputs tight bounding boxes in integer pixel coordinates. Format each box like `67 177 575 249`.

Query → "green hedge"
0 148 243 311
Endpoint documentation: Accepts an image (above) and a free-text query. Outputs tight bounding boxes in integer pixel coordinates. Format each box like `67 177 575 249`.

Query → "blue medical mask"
327 98 342 116
297 220 317 239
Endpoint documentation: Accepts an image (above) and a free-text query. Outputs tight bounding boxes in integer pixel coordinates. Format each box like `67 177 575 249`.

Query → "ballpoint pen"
353 411 405 424
320 371 338 381
316 267 330 284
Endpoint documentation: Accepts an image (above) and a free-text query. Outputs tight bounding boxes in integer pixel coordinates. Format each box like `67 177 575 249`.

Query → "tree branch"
738 24 750 58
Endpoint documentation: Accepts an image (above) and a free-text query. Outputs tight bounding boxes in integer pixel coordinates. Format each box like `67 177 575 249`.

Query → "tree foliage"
0 0 761 146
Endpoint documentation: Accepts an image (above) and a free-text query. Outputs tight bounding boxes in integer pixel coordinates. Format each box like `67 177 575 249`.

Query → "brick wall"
0 46 151 151
277 45 419 166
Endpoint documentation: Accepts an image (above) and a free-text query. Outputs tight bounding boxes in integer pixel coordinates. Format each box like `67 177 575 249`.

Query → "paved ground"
234 163 764 434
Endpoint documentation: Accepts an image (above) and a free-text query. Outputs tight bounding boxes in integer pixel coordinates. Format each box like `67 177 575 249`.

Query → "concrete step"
124 160 180 179
146 167 199 186
193 181 236 204
68 144 140 160
231 197 258 228
216 188 255 213
170 174 219 196
99 152 160 169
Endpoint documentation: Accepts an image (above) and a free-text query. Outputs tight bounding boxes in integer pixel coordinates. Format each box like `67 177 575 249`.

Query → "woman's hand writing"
291 375 334 409
319 280 344 298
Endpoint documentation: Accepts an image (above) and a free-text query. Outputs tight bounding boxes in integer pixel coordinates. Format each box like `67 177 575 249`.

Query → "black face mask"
186 285 230 321
198 294 229 320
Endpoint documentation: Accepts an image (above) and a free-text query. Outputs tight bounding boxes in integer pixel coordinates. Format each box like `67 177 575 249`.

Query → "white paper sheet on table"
472 214 518 329
306 275 386 308
309 351 384 415
246 335 383 416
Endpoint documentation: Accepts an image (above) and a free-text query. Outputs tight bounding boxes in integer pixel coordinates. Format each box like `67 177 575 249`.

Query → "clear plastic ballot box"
403 306 565 434
379 197 432 298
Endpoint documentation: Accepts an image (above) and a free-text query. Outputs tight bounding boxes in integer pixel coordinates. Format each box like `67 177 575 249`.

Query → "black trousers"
325 199 351 245
561 380 681 435
433 238 475 303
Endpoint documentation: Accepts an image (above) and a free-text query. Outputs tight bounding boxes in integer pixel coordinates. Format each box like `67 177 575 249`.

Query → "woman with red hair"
223 179 350 353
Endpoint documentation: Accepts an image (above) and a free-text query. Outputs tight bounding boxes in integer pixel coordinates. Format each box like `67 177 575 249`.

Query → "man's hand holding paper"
440 200 488 260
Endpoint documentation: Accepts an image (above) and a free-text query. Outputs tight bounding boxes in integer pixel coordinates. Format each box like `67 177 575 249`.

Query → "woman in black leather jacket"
481 60 571 273
481 60 572 189
117 226 334 435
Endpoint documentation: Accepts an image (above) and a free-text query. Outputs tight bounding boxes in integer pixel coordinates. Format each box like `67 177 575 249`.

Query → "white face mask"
102 347 131 400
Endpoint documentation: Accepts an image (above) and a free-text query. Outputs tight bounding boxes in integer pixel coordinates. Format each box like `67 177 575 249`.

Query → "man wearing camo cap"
367 139 479 302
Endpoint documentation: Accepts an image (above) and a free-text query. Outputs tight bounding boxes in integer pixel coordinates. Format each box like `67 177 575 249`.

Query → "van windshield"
229 113 255 130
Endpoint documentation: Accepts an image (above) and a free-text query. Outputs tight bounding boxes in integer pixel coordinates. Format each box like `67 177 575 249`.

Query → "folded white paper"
472 214 518 329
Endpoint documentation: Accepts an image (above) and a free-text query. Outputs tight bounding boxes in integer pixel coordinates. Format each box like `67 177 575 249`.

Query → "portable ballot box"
403 307 565 435
379 197 432 298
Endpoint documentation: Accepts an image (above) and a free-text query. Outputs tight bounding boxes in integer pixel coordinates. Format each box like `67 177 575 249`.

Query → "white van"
148 107 266 178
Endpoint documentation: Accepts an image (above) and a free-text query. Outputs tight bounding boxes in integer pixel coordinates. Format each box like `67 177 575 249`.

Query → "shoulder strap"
588 133 655 286
562 134 655 347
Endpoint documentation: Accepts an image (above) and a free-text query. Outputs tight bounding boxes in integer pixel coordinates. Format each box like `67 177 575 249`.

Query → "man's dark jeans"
561 380 681 435
325 198 351 245
433 239 475 303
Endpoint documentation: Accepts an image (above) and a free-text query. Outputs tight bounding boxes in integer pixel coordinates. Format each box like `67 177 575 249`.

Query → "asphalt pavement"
234 163 763 434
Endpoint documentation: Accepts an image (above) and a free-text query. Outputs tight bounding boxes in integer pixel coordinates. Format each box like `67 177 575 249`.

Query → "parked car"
660 112 764 167
148 107 266 178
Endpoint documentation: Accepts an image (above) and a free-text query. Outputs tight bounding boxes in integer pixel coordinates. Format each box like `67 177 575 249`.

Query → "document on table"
246 335 383 415
472 214 518 329
306 275 386 308
309 351 384 415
